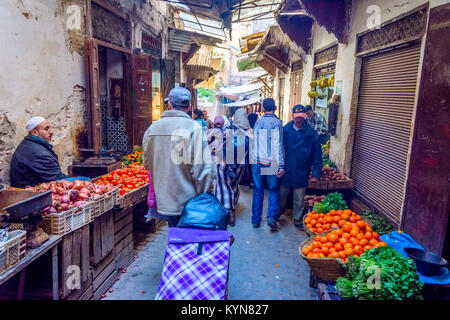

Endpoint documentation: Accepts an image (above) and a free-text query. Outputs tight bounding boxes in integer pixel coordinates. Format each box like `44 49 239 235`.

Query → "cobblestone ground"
105 186 317 300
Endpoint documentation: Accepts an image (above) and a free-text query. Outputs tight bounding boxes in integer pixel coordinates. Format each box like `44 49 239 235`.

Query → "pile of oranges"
304 209 365 234
301 218 387 262
122 148 143 166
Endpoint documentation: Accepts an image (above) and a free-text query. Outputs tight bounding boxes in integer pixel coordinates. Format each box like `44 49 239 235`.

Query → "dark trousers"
319 133 330 145
167 215 181 227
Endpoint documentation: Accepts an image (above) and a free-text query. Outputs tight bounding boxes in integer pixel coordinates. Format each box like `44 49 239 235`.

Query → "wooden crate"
92 251 117 300
60 225 91 300
307 180 328 189
91 211 115 266
113 207 134 270
326 178 354 190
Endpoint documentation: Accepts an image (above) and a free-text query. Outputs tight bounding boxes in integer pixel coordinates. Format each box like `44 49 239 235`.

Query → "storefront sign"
142 31 162 58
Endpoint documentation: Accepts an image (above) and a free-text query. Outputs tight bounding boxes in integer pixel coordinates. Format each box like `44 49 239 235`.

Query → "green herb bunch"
361 210 395 236
336 246 423 300
313 192 348 213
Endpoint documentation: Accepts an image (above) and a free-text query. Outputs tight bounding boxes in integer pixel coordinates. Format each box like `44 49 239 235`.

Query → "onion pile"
309 167 349 182
27 180 114 214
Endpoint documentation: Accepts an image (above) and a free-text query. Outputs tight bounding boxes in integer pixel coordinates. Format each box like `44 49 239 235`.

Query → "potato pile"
304 195 325 208
310 167 349 182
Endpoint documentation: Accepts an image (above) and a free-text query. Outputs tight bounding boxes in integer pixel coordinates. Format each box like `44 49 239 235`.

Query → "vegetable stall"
299 192 449 300
0 149 155 300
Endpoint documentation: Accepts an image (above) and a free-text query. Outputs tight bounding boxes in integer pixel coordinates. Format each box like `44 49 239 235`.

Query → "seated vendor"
10 116 67 188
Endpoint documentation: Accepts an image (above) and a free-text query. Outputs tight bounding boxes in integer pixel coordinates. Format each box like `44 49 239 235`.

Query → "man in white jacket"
143 88 213 227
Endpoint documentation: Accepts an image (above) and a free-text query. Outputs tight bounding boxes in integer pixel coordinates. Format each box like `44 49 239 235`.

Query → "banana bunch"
329 75 335 88
309 80 318 88
308 90 318 99
318 77 329 88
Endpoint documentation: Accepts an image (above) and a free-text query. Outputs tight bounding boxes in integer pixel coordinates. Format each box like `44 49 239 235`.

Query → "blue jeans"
251 163 280 225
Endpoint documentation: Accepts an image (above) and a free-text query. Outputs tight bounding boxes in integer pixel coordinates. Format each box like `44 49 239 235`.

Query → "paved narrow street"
105 186 317 300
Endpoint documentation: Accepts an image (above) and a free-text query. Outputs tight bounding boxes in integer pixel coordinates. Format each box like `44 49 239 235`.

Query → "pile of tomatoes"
301 218 387 262
97 165 149 196
304 209 366 234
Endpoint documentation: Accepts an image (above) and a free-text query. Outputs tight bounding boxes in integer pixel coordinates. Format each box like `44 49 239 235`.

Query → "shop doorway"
98 45 130 154
85 39 154 155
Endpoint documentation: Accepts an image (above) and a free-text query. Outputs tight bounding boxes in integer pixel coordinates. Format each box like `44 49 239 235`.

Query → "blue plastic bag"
177 193 229 230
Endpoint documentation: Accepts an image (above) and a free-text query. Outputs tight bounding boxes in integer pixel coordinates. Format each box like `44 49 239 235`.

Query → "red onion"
79 187 90 195
78 192 88 200
60 195 70 204
73 180 83 190
60 203 69 211
48 207 57 214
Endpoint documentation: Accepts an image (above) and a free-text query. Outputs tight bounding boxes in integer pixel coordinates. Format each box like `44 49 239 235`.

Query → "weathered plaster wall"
0 0 173 184
0 0 86 183
120 0 170 58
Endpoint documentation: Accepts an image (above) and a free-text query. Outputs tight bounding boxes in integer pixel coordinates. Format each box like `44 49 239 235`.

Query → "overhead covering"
220 83 263 94
277 0 314 53
297 0 352 44
185 45 221 82
168 27 223 53
232 0 282 23
163 0 283 36
224 97 261 107
238 25 305 75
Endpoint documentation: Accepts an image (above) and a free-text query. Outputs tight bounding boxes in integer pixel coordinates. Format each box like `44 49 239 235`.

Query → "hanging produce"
308 90 319 99
318 76 329 88
329 75 335 88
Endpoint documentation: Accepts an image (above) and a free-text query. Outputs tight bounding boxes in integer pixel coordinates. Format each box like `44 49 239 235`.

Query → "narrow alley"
105 186 316 300
0 0 448 303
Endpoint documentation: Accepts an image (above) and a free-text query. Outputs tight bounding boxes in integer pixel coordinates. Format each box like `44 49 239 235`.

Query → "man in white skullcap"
10 116 67 188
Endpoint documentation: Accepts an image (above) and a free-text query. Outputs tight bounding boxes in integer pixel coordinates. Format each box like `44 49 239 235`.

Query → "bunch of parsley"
313 192 348 212
336 246 423 300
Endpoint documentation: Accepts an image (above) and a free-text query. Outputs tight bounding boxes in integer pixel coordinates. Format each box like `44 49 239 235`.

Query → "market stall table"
0 235 62 300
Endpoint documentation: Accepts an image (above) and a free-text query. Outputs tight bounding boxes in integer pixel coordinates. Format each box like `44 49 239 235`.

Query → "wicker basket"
299 234 346 282
118 184 148 209
40 202 93 236
0 230 27 275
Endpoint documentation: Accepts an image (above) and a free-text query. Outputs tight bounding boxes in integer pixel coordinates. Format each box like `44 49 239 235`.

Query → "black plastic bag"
177 193 229 230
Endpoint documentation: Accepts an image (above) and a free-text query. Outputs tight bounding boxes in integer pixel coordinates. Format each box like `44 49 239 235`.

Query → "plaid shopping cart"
156 227 233 300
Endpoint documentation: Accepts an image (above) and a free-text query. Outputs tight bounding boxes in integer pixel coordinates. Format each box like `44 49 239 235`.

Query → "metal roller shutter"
351 43 421 226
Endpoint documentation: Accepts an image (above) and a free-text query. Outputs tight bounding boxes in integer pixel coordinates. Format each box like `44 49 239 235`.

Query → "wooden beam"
94 39 132 55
